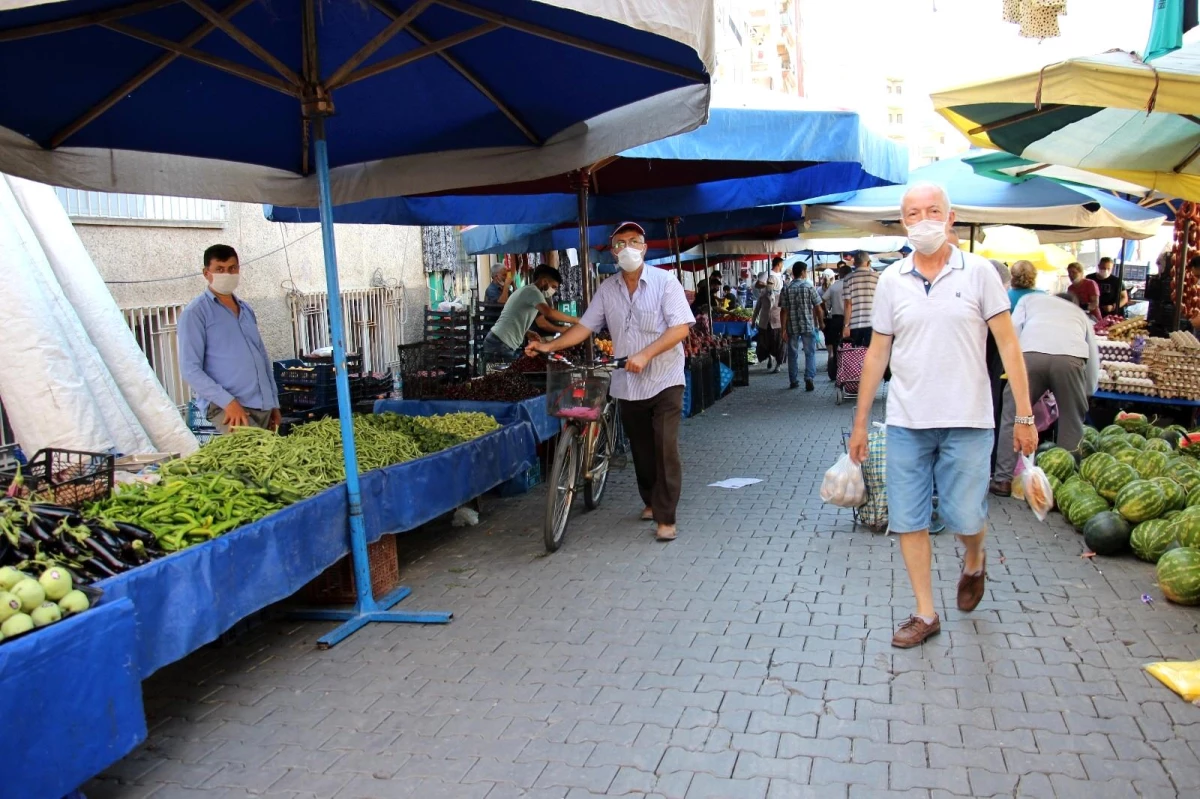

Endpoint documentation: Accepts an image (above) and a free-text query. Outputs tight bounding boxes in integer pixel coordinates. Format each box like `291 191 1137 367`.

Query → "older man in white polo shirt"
527 222 695 542
848 183 1037 649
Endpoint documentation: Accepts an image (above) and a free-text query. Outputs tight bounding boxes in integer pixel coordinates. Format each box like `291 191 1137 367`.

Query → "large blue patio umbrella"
0 0 712 647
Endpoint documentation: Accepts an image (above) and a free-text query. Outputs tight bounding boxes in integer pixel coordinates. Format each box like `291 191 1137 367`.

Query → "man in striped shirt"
842 251 880 347
527 222 695 542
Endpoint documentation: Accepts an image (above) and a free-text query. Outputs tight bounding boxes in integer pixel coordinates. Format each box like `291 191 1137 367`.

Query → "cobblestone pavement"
90 359 1200 799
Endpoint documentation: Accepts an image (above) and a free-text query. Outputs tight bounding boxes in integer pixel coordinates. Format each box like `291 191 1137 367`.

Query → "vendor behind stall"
483 264 578 360
179 244 280 434
1088 257 1128 317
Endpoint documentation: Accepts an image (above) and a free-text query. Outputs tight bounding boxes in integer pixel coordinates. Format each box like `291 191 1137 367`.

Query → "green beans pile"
364 413 466 454
419 412 501 440
87 473 285 552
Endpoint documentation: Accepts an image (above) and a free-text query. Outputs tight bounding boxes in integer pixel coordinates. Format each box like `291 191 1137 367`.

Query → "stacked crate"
424 307 472 384
276 354 363 413
474 301 504 374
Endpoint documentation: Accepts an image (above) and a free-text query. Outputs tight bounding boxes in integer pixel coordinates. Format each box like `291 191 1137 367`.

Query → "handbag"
1033 390 1058 432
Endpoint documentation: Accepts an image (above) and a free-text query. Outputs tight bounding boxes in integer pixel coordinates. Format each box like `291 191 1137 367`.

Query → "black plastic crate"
730 339 750 387
0 448 115 507
699 354 714 410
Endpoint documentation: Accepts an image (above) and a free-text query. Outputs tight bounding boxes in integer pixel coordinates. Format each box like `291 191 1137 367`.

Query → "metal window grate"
289 287 405 374
54 187 227 225
122 304 190 415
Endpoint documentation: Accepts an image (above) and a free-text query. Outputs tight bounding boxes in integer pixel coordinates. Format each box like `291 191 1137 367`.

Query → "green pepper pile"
84 412 502 554
87 473 285 552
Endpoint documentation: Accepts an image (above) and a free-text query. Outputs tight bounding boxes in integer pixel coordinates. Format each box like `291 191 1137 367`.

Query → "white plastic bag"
1019 453 1053 521
820 453 867 508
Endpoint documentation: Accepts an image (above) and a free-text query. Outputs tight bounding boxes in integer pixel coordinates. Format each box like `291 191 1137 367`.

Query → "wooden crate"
301 534 399 605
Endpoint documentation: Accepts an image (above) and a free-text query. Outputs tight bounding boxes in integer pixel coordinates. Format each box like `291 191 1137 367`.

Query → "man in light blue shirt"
178 245 280 434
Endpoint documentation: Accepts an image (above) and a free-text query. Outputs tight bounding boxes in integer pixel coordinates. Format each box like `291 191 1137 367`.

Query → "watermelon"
1132 519 1179 563
1036 448 1076 483
1067 492 1110 530
1147 425 1165 440
1124 432 1148 450
1100 424 1126 438
1160 429 1184 449
1115 412 1149 435
1115 479 1169 523
1080 453 1117 485
1168 462 1200 492
1083 511 1131 555
1188 486 1200 508
1144 438 1173 455
1135 451 1171 479
1114 448 1142 468
1152 477 1188 512
1094 462 1139 501
1156 547 1200 606
1167 424 1189 438
1077 437 1099 458
1101 436 1134 456
1175 511 1200 549
1046 474 1063 506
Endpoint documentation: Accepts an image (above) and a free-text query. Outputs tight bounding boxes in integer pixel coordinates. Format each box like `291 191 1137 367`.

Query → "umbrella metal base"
288 586 453 649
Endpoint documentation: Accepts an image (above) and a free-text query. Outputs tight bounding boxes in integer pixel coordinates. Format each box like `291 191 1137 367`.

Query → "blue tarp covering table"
712 321 755 338
1 597 146 799
375 396 560 443
97 423 536 679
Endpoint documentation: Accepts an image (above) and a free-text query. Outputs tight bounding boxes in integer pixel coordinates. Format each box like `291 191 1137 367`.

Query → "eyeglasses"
611 239 645 252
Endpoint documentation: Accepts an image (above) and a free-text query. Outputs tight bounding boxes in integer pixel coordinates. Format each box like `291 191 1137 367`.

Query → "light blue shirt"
178 289 279 413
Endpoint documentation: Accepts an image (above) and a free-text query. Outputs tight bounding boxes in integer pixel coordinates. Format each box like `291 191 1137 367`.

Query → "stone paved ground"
89 359 1200 799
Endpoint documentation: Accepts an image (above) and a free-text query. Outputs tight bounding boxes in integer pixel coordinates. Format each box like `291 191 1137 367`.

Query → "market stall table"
96 421 537 679
712 320 755 338
1091 390 1200 427
1 597 146 799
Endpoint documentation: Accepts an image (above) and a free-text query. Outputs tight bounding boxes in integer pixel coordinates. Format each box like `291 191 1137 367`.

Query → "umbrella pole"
294 117 451 648
670 218 683 281
969 224 976 253
576 169 593 363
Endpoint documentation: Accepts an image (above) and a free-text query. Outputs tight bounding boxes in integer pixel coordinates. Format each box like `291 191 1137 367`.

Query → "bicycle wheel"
544 425 582 552
584 405 617 509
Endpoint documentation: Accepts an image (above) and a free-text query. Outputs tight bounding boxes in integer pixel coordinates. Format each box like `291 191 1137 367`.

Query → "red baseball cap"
611 221 646 238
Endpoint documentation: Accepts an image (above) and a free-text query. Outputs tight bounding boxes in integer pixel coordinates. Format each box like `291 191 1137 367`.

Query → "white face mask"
542 284 557 299
617 247 643 272
209 272 240 295
905 219 948 255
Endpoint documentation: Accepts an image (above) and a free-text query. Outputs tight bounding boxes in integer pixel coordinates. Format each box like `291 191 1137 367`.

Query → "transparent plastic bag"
1145 660 1200 704
820 452 866 508
1019 454 1053 521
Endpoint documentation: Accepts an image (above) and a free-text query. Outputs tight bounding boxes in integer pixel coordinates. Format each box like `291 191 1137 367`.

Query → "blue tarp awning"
265 104 907 226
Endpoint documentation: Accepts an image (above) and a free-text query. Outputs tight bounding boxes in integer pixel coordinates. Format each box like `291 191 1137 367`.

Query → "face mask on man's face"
905 219 948 255
209 272 239 295
617 246 643 272
542 284 557 299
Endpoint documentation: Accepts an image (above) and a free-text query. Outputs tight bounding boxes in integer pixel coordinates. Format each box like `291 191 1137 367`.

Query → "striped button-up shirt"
579 267 695 401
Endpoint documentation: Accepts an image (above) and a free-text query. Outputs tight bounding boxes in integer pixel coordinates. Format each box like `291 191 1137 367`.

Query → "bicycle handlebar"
544 351 626 369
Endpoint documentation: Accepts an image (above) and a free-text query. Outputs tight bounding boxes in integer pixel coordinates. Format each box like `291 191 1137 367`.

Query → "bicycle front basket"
546 367 610 421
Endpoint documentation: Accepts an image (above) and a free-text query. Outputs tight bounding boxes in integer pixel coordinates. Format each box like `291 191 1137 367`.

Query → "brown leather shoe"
989 480 1012 497
957 554 987 612
891 615 940 648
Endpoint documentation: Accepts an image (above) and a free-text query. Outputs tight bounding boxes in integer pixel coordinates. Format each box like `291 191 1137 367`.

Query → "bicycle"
542 354 627 552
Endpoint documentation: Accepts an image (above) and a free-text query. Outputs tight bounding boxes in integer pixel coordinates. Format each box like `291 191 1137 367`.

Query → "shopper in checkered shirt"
779 262 824 391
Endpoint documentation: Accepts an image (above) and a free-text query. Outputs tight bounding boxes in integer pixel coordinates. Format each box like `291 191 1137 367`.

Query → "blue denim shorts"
886 426 993 535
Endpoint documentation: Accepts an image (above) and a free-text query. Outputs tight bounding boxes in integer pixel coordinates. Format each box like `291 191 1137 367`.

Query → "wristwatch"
1014 414 1036 426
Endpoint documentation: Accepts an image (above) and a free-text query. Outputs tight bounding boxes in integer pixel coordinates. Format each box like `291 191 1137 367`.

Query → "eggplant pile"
0 497 164 584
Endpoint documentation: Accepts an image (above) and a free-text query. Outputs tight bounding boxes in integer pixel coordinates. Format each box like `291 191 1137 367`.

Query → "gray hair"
490 262 506 277
990 259 1011 289
900 181 952 215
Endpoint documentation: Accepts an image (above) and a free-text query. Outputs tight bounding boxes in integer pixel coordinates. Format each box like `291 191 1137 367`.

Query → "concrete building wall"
76 202 427 360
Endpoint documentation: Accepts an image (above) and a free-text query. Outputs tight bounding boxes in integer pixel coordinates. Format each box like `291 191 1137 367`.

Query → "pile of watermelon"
1036 412 1200 606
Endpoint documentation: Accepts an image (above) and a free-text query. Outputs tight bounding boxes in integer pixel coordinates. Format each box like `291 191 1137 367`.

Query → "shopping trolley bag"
835 344 867 404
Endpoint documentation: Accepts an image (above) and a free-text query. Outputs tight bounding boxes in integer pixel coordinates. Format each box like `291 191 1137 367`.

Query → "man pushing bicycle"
526 222 694 542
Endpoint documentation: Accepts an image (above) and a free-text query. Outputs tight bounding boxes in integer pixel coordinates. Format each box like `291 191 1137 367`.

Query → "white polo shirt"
872 249 1010 429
